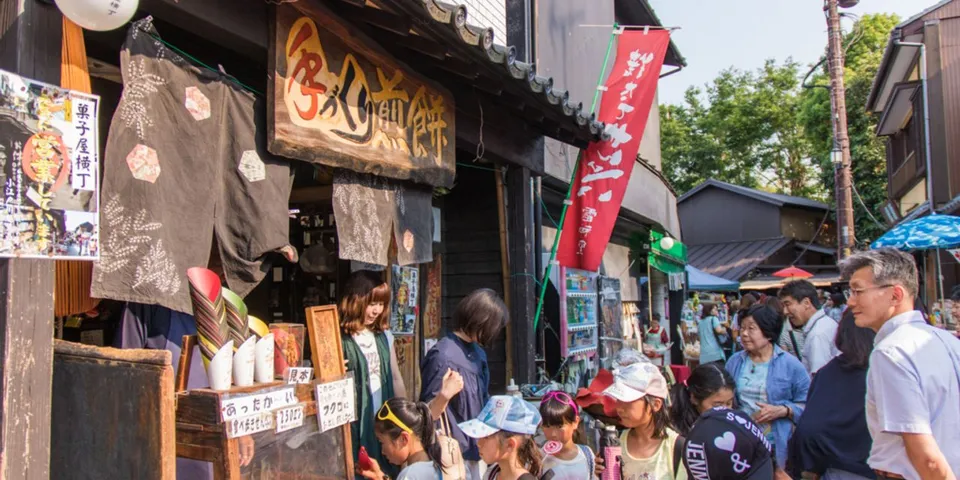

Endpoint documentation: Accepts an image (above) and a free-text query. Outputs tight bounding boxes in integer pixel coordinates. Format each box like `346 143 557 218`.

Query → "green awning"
649 231 686 274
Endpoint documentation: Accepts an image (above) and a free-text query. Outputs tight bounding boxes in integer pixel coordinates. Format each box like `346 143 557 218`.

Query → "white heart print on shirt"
714 431 737 452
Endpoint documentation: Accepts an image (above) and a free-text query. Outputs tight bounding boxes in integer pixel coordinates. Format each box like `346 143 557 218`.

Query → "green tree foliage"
798 13 901 245
661 60 821 197
661 13 899 245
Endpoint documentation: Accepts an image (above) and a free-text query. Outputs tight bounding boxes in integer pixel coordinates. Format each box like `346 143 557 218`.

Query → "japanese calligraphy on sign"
227 411 275 439
556 31 671 271
285 367 314 384
220 386 298 422
0 69 100 259
269 4 455 188
315 377 356 433
275 404 306 433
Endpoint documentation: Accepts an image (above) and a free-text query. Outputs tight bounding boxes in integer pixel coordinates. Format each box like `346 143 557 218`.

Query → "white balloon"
660 236 675 250
55 0 138 32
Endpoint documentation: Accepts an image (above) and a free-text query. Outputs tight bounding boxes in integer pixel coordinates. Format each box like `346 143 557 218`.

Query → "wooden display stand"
174 304 354 479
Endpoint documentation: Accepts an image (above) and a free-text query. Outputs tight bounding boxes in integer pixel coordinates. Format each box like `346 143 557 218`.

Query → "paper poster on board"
390 265 419 335
0 69 100 259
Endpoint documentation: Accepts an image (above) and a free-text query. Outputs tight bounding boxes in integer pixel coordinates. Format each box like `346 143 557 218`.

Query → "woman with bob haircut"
726 304 810 473
788 309 877 480
340 270 406 476
420 288 509 480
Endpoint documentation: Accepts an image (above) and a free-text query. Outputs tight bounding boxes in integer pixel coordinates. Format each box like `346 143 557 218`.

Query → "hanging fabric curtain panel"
268 2 456 188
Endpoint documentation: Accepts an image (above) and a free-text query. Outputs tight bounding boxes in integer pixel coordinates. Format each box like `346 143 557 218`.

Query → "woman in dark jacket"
788 309 876 479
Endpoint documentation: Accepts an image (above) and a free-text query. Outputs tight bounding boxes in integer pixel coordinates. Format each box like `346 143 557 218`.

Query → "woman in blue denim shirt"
726 305 810 472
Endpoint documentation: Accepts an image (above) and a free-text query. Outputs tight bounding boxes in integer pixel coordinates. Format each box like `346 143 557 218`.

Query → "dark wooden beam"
507 166 536 384
138 0 268 56
0 2 59 478
329 2 413 38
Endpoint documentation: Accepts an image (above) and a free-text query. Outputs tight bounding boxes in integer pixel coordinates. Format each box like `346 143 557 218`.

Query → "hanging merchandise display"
598 276 623 367
55 0 139 32
91 18 295 314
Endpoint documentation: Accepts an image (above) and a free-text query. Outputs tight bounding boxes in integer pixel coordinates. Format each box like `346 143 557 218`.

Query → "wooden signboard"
269 2 456 188
51 341 175 480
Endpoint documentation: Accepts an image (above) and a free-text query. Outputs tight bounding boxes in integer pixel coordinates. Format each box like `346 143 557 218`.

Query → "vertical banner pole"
533 26 619 331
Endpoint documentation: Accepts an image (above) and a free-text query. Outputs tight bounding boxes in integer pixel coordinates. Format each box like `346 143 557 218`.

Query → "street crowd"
338 248 960 480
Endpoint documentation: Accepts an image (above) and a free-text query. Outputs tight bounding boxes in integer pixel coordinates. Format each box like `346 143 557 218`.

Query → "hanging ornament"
54 0 139 32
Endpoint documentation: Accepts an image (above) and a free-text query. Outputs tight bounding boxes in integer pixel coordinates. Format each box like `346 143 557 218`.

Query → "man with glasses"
840 248 960 480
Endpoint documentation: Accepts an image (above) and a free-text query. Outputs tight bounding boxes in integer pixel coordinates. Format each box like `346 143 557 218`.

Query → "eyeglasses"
540 391 578 414
843 285 893 299
377 402 413 434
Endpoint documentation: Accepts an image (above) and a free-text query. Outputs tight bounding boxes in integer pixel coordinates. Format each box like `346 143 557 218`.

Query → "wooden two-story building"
868 0 960 300
678 180 838 290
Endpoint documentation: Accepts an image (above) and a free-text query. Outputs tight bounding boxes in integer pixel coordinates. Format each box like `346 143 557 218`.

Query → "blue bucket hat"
458 395 542 439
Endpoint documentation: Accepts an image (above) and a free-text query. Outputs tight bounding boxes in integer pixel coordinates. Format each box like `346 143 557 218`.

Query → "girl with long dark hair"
669 363 736 436
359 398 445 480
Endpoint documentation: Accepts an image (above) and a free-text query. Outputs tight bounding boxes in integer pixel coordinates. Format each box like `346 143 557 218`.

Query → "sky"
648 0 937 106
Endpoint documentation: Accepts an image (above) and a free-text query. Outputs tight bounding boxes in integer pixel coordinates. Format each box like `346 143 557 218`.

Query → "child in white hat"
459 395 543 480
603 362 688 480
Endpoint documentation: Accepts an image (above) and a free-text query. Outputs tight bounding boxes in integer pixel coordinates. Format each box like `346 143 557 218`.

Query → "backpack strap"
788 330 802 361
579 444 595 479
672 435 686 479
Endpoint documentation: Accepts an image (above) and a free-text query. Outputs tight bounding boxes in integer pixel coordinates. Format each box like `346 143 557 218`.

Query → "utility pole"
826 0 856 259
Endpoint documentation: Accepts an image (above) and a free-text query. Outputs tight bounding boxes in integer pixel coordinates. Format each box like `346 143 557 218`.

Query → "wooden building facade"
0 0 607 474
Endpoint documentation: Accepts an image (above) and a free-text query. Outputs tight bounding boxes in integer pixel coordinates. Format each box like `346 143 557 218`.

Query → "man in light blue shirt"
840 249 960 480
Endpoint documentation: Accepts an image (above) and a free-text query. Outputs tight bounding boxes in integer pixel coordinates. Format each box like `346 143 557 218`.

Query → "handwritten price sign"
275 404 305 433
227 411 275 439
315 378 356 433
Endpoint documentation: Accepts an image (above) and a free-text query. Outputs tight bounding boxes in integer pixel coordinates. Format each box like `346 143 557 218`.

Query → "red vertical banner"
556 30 671 271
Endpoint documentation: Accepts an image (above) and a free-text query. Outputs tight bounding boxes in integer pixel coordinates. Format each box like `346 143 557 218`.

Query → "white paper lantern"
660 236 675 250
55 0 139 32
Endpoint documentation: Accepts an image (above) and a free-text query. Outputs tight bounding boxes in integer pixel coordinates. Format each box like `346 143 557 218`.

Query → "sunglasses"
377 402 413 434
540 391 578 414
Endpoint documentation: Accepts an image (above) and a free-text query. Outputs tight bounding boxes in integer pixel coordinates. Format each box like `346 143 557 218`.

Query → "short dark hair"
778 280 821 309
835 309 875 369
830 292 846 307
741 305 783 343
454 289 508 347
700 302 716 317
652 312 662 321
540 395 578 428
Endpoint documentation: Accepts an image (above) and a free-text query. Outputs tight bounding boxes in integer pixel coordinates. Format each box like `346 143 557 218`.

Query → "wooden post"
0 1 62 478
506 166 536 384
495 167 513 383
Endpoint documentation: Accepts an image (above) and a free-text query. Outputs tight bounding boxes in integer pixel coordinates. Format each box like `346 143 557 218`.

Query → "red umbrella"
773 266 813 279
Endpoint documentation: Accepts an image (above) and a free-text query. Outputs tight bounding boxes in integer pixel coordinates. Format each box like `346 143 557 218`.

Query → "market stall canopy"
739 274 840 291
686 265 739 292
871 214 960 250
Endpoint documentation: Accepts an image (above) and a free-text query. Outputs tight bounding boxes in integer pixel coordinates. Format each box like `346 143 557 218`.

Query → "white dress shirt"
801 309 840 374
866 310 960 479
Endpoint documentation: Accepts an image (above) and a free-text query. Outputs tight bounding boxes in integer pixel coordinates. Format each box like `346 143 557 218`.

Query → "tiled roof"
686 237 792 281
678 179 830 211
387 0 607 141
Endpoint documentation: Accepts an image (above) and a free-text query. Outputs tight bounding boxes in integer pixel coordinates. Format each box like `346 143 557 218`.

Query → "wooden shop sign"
269 3 456 188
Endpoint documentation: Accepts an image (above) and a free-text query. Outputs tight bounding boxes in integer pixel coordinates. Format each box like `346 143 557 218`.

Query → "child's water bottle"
600 425 621 480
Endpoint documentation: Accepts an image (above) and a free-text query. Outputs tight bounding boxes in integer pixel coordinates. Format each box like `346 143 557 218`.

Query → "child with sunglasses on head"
359 398 445 480
539 391 599 480
460 396 544 480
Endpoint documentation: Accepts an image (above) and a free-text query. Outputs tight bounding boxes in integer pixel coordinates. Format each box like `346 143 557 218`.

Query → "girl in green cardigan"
341 271 407 478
